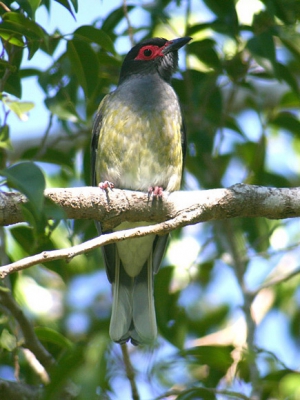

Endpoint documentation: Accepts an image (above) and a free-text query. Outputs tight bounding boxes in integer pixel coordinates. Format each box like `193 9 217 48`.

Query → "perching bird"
91 36 191 345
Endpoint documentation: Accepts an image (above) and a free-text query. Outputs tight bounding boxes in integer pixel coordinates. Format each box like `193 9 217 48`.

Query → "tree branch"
1 184 300 278
2 184 300 229
0 378 42 400
121 344 140 400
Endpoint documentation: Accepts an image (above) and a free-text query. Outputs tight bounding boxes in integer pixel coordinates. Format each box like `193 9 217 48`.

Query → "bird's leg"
99 181 115 190
148 186 164 197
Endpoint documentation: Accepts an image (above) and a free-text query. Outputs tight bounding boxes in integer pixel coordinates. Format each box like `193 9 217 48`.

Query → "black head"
119 37 192 84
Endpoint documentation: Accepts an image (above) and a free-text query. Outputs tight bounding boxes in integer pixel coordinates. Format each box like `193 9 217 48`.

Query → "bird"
91 36 191 345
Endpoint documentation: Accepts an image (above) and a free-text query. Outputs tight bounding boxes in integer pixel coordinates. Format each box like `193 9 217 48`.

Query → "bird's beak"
162 37 192 54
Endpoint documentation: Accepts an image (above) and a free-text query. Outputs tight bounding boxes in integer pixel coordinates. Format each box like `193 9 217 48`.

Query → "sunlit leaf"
0 30 24 46
4 99 34 121
0 329 17 352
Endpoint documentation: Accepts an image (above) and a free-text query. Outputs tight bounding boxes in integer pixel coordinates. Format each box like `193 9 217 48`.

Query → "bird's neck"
117 74 175 108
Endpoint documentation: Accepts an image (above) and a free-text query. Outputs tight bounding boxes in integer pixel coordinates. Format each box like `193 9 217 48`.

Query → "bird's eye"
143 48 152 57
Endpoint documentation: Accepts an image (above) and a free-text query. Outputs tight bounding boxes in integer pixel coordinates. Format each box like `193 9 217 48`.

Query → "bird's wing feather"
180 111 187 177
91 96 116 283
152 234 169 274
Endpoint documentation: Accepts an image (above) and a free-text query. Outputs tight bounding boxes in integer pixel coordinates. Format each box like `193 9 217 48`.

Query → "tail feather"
109 252 157 345
132 254 157 344
109 254 132 343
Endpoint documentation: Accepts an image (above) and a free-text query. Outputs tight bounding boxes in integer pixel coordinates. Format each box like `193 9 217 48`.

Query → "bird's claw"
99 181 115 190
148 186 164 197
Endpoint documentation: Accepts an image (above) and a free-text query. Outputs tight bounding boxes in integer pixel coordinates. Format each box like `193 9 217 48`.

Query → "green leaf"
0 125 12 150
278 372 300 398
247 31 276 70
180 345 234 386
67 39 99 98
35 327 73 349
203 0 237 20
4 73 22 98
224 115 246 138
3 12 46 39
202 0 238 37
4 98 34 121
70 0 78 12
270 112 300 137
2 12 48 58
28 0 42 18
21 147 74 170
43 344 85 400
55 0 76 20
155 266 186 348
101 5 134 34
276 62 299 96
188 39 221 70
45 96 80 122
74 26 115 54
2 161 45 214
176 388 216 400
280 91 300 108
0 329 17 351
280 36 300 62
10 225 35 253
182 345 234 369
0 29 24 46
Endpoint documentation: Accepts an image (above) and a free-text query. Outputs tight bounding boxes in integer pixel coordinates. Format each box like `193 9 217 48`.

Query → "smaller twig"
34 113 54 159
13 353 20 381
251 265 300 297
0 221 175 278
123 0 134 46
0 2 11 12
121 344 140 400
0 286 55 372
22 348 50 384
0 378 42 400
156 388 250 400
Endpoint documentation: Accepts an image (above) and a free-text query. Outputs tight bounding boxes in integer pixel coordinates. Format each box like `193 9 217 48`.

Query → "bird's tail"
109 253 157 345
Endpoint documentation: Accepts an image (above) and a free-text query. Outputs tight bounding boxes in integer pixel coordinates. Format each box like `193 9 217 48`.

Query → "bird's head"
119 37 192 84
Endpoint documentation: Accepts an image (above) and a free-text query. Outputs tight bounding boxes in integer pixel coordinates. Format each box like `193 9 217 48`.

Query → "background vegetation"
1 0 300 399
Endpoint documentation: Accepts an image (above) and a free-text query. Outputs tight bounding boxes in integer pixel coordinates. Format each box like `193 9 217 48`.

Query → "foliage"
1 0 300 399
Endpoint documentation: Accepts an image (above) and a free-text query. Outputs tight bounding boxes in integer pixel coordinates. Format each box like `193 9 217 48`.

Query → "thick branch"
1 184 300 278
2 184 300 229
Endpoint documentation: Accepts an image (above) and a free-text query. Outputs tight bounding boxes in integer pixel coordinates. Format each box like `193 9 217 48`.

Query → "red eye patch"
135 44 166 61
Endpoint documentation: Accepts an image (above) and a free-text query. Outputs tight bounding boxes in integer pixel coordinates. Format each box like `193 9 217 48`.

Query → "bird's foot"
148 186 164 197
99 181 115 190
